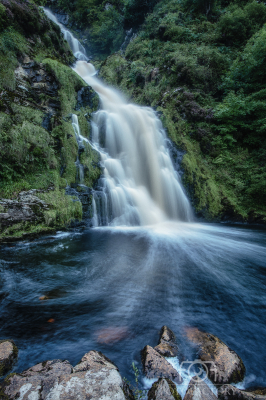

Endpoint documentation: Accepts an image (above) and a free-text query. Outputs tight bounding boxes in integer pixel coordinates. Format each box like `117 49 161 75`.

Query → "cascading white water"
44 9 193 226
43 9 88 61
72 114 86 184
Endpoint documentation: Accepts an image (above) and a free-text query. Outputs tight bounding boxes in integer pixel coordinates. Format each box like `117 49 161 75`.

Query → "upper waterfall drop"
44 9 193 226
43 9 88 61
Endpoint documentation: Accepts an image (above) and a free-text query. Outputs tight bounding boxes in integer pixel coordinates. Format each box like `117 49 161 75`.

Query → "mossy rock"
148 378 181 400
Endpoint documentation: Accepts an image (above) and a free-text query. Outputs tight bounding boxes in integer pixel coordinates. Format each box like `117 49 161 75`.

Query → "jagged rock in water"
185 327 245 384
154 325 178 357
141 345 183 384
1 351 132 399
0 340 18 377
218 384 266 400
183 377 217 400
148 378 181 400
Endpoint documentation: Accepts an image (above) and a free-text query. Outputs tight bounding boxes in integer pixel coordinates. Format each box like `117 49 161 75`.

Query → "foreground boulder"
148 378 181 400
0 340 18 376
184 376 217 400
186 327 245 384
154 326 178 357
141 345 183 384
218 384 266 400
1 350 132 399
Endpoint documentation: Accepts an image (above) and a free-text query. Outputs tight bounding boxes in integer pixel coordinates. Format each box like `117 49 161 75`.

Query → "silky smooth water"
3 10 264 396
44 8 192 227
0 223 266 393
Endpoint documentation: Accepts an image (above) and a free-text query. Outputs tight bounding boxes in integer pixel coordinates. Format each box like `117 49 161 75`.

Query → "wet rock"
0 340 18 376
185 328 245 385
154 325 178 357
218 384 266 400
0 190 50 231
76 86 97 110
184 376 217 400
141 345 183 384
6 61 61 116
1 351 130 399
148 377 181 400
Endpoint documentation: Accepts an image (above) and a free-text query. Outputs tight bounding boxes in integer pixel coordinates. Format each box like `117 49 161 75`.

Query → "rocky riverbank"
1 326 265 400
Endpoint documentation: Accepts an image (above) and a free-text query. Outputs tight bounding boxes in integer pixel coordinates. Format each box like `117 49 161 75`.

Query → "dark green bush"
218 1 266 46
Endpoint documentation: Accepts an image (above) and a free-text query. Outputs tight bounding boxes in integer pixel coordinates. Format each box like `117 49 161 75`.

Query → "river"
1 222 266 392
0 8 265 396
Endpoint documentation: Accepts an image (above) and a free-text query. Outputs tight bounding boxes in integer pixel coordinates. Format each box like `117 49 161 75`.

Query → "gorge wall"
0 0 101 240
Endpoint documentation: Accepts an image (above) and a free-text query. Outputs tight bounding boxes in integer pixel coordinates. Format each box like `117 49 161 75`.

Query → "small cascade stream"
44 8 193 227
43 9 88 61
71 114 85 184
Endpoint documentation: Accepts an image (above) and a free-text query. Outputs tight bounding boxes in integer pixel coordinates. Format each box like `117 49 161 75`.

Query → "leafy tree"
182 0 216 16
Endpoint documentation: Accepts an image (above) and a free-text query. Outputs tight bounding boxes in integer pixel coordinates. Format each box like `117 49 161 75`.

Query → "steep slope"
98 0 266 222
0 0 101 240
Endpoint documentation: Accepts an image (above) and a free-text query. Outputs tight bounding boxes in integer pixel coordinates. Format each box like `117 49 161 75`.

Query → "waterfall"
44 9 193 226
72 114 85 184
43 9 88 61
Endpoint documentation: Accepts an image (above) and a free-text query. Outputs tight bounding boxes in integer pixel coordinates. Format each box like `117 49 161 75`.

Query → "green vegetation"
97 0 266 222
0 0 101 240
1 0 265 234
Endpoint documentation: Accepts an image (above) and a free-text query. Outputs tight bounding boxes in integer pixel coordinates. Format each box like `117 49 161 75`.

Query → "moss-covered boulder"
0 340 18 377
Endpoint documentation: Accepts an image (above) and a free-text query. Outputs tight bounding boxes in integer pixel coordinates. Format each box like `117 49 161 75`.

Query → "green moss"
38 189 83 226
42 59 85 115
0 189 82 241
0 28 28 90
148 378 182 400
98 0 266 222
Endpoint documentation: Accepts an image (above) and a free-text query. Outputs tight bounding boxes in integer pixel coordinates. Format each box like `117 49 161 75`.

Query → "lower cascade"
45 9 193 227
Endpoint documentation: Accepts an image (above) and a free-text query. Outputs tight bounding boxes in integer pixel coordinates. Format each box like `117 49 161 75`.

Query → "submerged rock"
96 326 129 344
185 327 245 384
218 384 266 400
1 350 131 399
154 325 178 357
183 376 217 400
0 340 18 377
148 378 181 400
141 345 183 384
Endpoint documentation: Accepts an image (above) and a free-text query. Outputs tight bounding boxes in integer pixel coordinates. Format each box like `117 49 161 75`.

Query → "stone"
141 345 183 384
218 384 266 400
148 378 181 400
0 340 18 376
96 326 129 344
183 376 217 400
0 190 51 233
0 351 131 399
185 327 245 384
154 325 178 357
